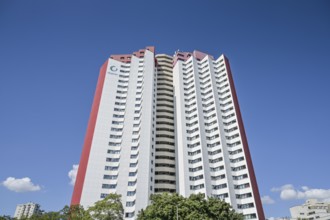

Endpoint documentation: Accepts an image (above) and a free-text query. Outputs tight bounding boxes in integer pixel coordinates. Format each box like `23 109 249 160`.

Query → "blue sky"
0 1 329 218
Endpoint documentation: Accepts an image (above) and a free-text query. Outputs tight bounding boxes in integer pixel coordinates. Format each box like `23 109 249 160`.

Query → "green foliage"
29 211 61 220
137 193 244 220
87 194 124 220
5 193 123 220
0 215 14 220
59 204 91 220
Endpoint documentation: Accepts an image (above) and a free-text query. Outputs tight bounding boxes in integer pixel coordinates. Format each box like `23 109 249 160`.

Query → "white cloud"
2 177 41 192
68 164 79 185
261 195 275 204
272 184 330 201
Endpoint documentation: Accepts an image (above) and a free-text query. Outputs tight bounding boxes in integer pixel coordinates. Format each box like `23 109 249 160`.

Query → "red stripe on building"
224 57 265 220
71 59 109 205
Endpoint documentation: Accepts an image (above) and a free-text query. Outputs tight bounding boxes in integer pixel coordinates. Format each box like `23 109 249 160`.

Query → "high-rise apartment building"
14 202 40 219
72 47 265 219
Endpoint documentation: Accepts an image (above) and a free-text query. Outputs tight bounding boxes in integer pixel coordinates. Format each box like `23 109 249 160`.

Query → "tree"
137 193 244 220
60 205 91 220
28 211 61 220
0 216 14 220
19 205 90 220
87 194 124 220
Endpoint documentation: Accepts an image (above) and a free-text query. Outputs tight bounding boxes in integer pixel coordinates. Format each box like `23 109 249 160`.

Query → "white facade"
172 50 263 219
290 199 330 220
76 47 156 219
72 47 264 220
14 202 40 219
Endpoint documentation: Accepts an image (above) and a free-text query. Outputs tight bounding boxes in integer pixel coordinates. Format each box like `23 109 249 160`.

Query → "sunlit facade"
72 47 265 220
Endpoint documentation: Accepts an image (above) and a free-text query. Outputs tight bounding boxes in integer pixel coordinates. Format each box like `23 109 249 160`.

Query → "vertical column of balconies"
103 64 131 199
154 54 176 193
174 56 209 197
196 56 231 203
132 49 156 219
212 55 258 219
123 57 144 219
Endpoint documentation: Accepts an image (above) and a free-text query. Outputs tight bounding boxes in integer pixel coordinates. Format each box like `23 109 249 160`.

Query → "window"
188 157 202 164
112 121 123 125
233 174 248 180
129 162 138 167
155 141 175 146
189 174 203 181
230 157 245 163
106 158 119 162
187 142 200 148
115 96 126 100
222 113 235 120
188 149 201 156
189 166 203 172
206 134 219 140
103 175 117 180
127 191 136 196
156 148 175 153
129 171 137 176
207 141 221 148
212 183 227 190
211 174 226 180
208 149 221 155
110 134 121 139
156 134 174 139
229 149 243 155
205 127 218 133
244 214 257 219
128 181 137 186
114 108 125 112
155 171 175 176
100 193 109 198
102 184 116 189
210 165 224 172
202 101 214 108
130 153 138 159
187 127 199 134
231 165 246 172
107 150 120 154
227 141 241 147
237 203 254 209
226 133 239 140
155 163 175 168
236 192 252 199
186 121 199 128
155 179 176 184
190 184 204 190
212 193 228 200
105 166 118 171
125 212 135 218
209 157 223 163
126 201 135 207
111 127 123 132
187 134 199 140
234 183 250 189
